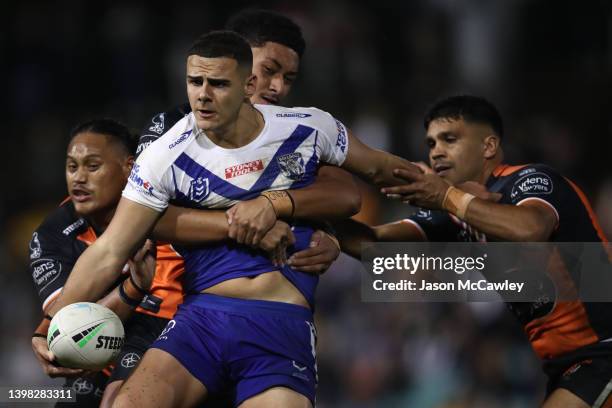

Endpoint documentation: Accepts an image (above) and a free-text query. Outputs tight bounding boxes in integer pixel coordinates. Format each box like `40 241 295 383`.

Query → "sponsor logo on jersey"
62 218 85 236
335 119 347 153
148 113 166 134
511 172 553 199
276 113 312 118
95 335 124 350
29 232 42 259
136 139 153 155
278 152 305 180
224 159 264 179
169 130 192 149
518 167 536 177
189 177 210 202
31 258 62 293
128 164 155 196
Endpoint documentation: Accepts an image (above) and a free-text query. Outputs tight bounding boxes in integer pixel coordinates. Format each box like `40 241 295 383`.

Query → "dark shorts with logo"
108 312 169 383
543 342 612 406
56 371 108 407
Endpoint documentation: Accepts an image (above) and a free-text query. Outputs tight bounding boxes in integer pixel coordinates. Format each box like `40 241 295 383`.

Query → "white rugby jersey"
123 104 349 211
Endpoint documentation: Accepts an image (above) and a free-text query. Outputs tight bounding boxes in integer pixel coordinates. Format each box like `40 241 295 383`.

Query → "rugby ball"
47 302 125 370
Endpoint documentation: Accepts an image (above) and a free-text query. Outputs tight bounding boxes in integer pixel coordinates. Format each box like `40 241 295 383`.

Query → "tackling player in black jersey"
338 95 612 408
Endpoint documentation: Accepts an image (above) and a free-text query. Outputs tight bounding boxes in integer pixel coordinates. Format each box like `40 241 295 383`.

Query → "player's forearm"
289 166 361 219
462 199 554 241
152 205 229 244
332 218 378 259
47 240 129 316
343 142 416 187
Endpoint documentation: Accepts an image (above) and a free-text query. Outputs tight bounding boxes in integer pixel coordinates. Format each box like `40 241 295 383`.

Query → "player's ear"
124 156 135 177
245 73 257 100
483 134 500 159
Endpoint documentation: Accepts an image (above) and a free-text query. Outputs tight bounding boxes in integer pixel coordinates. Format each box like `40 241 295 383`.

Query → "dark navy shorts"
150 294 317 406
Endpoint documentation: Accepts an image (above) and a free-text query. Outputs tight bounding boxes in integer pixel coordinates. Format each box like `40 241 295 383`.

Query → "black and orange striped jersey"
28 200 184 319
407 163 610 359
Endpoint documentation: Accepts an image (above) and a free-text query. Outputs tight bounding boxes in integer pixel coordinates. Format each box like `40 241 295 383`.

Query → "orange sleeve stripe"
492 164 530 178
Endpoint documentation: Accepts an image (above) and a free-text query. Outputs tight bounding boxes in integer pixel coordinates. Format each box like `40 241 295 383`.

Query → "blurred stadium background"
1 1 611 407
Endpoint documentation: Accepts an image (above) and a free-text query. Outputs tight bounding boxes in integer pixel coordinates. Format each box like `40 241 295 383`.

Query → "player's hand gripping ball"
47 302 124 370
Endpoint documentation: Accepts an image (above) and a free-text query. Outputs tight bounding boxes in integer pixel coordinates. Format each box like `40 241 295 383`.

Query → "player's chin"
72 200 99 216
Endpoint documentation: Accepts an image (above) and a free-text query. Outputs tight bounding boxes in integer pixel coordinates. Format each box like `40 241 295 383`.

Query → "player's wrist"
33 314 53 337
119 276 148 308
260 190 295 219
442 186 476 219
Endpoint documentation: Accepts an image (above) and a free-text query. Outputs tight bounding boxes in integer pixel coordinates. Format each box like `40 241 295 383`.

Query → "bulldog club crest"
277 153 305 180
189 177 210 202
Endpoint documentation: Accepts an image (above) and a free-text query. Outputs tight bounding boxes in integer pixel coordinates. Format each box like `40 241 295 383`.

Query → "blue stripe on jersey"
287 131 319 189
172 125 315 201
249 125 314 192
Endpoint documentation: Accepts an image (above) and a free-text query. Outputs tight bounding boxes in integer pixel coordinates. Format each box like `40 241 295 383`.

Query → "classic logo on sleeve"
276 113 312 118
29 232 42 259
277 153 305 180
510 172 554 199
168 130 192 149
31 258 62 293
225 159 264 179
128 164 155 196
335 119 347 153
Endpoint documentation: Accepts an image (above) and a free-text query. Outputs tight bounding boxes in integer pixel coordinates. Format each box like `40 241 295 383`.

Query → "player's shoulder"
32 202 87 248
497 163 564 191
137 103 191 155
257 104 339 129
137 112 196 164
496 163 562 180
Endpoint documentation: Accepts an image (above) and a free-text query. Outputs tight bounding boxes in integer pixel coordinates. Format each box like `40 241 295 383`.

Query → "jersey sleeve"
405 209 457 241
507 165 562 221
311 109 349 166
137 104 191 157
28 228 75 310
122 156 171 212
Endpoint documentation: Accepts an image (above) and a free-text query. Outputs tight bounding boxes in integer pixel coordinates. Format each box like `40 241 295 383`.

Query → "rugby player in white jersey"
43 31 421 407
144 9 354 273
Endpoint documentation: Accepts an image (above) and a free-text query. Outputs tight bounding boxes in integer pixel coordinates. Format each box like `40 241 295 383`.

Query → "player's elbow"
342 187 362 216
513 222 553 242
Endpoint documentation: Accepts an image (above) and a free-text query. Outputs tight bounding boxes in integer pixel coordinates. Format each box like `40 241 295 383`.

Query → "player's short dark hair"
187 30 253 71
424 95 504 138
69 118 137 155
225 9 305 58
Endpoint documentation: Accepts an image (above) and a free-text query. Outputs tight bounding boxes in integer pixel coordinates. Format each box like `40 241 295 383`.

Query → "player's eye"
87 163 101 171
284 75 295 85
263 66 274 75
66 163 77 172
445 135 457 143
188 78 203 86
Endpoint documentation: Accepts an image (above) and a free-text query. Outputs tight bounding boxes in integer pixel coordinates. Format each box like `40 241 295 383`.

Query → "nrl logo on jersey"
148 113 166 134
189 177 210 202
277 153 305 180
